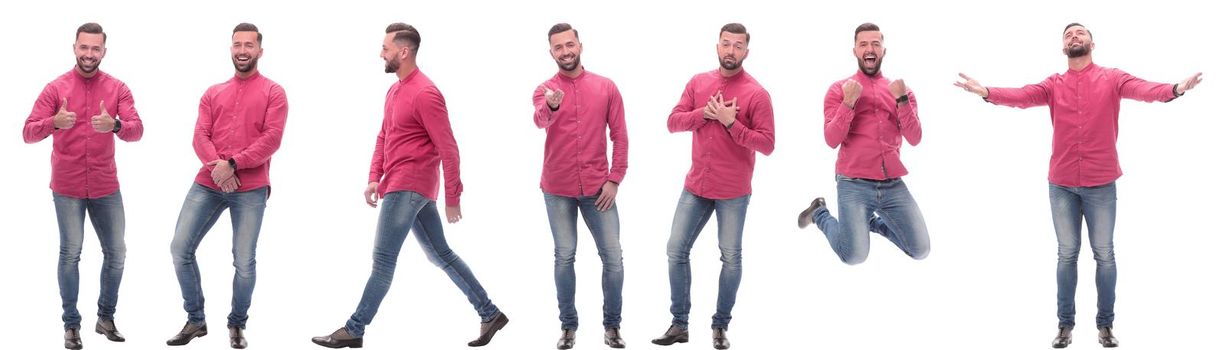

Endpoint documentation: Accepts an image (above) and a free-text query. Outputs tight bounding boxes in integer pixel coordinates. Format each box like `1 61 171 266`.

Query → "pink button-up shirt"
533 70 628 197
823 70 921 180
667 69 775 199
987 63 1177 187
369 69 463 206
24 69 144 199
193 71 288 193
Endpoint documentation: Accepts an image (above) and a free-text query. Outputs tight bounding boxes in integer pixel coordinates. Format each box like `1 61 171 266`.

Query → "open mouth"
862 54 878 67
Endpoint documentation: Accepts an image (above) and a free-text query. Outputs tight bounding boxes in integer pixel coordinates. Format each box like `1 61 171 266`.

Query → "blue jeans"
543 192 624 330
170 183 268 328
1050 182 1117 329
666 190 749 330
346 191 500 337
812 175 930 264
52 191 126 330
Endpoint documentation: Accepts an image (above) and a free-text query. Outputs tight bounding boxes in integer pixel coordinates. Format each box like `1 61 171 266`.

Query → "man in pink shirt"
166 23 288 349
797 23 931 266
23 22 143 350
532 23 628 350
312 23 508 349
652 23 774 350
955 23 1203 349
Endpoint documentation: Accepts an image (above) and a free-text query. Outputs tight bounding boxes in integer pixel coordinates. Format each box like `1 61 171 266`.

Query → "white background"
1 0 1220 349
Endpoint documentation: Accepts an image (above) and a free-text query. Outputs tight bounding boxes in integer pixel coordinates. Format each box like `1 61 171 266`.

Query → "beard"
719 55 742 70
1064 44 1090 58
384 58 400 73
857 56 881 76
555 54 580 72
76 56 100 74
232 55 258 73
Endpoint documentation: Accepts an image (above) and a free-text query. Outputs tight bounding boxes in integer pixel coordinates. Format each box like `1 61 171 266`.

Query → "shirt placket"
572 80 588 196
84 79 95 197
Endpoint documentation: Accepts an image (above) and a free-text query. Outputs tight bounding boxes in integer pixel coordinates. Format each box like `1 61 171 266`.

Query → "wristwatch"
228 158 237 169
895 94 910 104
112 118 122 133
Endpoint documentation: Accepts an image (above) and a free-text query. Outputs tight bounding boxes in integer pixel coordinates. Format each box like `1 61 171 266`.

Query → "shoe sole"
650 336 688 345
312 339 363 348
797 198 823 229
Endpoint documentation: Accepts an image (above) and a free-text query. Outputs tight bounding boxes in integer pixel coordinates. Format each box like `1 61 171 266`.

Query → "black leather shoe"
1098 327 1119 348
468 311 509 347
650 325 688 345
798 197 826 228
95 319 125 342
713 328 731 349
1051 326 1072 348
229 326 248 349
557 328 576 349
311 327 363 348
167 322 208 346
604 327 625 348
64 328 82 350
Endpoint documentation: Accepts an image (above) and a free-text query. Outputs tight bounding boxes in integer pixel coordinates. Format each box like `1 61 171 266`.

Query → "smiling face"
1062 25 1093 58
73 32 106 75
854 30 884 76
549 29 582 72
231 31 262 74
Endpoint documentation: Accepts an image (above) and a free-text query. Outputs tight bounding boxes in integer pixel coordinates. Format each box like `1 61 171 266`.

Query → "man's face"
381 32 409 73
231 31 262 73
74 33 106 74
853 30 885 76
716 31 749 71
549 29 583 72
1062 25 1093 58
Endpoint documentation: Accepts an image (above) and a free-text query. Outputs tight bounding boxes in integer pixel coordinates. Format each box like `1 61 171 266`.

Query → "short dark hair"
386 22 421 54
548 23 579 41
233 22 262 43
720 23 749 44
76 22 106 43
854 22 882 41
1064 22 1092 38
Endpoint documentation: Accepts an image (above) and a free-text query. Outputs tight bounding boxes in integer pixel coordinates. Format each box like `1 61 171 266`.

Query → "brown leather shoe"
650 325 688 345
311 327 363 348
557 328 576 349
1098 327 1119 348
1051 326 1072 348
713 328 731 349
604 327 625 348
468 312 509 347
798 197 826 228
229 326 248 349
64 328 82 350
166 322 207 346
95 319 125 342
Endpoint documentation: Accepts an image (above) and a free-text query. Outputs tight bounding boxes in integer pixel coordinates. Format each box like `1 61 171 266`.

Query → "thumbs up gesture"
53 98 77 129
91 100 115 133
